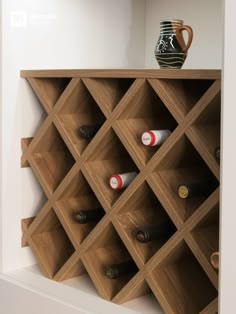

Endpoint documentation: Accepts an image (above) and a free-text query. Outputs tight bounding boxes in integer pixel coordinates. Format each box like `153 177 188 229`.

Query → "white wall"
145 0 223 68
1 1 227 312
220 0 236 312
0 276 89 314
0 0 2 272
1 0 146 272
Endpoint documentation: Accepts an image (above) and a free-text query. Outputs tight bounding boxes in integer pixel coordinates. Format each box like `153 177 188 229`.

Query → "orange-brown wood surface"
21 69 220 313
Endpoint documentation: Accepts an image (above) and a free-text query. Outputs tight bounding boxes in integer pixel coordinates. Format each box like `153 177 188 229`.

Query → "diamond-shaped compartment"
57 79 106 156
31 124 75 194
29 77 71 110
29 208 75 278
83 128 139 208
151 79 215 119
84 78 135 114
150 135 219 223
191 203 219 271
191 89 221 163
112 278 156 306
56 170 105 246
115 181 176 265
82 223 139 301
148 241 218 314
115 80 178 166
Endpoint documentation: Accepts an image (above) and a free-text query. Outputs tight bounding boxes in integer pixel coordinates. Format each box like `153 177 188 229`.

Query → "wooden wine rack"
21 69 221 314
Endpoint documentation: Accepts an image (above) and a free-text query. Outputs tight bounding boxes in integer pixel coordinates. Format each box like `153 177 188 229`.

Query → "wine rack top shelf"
20 69 221 79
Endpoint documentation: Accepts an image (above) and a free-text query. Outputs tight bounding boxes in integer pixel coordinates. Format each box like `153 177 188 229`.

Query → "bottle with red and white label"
141 129 171 146
109 172 137 190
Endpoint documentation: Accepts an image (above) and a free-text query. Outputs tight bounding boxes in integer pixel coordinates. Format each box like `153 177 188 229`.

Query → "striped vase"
154 19 193 69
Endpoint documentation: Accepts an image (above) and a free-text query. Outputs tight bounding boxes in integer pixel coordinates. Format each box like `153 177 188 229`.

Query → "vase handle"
175 25 193 53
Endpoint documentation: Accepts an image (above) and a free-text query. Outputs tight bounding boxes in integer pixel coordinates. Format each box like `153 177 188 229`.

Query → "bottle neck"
135 222 174 243
105 260 137 279
178 180 218 199
74 208 104 223
79 124 102 139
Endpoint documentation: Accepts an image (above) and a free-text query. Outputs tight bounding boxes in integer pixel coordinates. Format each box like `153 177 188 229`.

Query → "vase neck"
160 20 183 35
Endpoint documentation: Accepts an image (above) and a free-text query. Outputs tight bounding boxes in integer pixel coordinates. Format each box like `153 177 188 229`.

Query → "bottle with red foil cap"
109 172 137 190
141 129 171 146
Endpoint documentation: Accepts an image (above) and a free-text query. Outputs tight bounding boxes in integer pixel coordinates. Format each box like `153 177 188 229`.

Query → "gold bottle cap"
105 268 114 279
178 185 189 199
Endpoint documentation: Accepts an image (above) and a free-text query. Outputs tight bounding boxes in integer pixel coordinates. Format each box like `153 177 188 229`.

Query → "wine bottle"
210 251 219 270
104 260 137 279
214 146 220 162
109 172 137 190
74 208 104 224
177 180 217 199
135 222 174 243
141 129 171 146
79 124 102 139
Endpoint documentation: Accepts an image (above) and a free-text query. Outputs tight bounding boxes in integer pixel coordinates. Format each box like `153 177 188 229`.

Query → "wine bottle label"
178 185 189 199
141 130 171 146
109 172 137 190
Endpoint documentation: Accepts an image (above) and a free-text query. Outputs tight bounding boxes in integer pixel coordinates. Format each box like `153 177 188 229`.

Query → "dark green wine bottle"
104 260 137 279
79 124 102 139
178 180 217 199
135 222 174 243
74 208 104 224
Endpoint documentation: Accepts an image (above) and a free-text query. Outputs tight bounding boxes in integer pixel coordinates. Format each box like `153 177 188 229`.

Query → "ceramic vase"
154 19 193 69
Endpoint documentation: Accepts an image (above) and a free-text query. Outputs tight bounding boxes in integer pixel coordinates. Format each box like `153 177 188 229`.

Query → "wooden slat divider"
21 69 220 313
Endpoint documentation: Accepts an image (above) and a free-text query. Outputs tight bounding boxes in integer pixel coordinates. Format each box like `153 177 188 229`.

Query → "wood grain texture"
21 216 35 247
147 241 217 314
185 233 219 289
21 69 221 79
21 137 33 152
53 251 86 282
21 137 33 167
21 69 221 312
112 273 150 304
111 181 177 267
199 297 218 314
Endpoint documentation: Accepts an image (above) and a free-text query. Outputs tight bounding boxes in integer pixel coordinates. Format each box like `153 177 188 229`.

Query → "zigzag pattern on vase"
155 53 187 69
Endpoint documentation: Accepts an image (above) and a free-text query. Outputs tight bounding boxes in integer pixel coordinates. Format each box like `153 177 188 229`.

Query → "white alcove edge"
0 0 229 313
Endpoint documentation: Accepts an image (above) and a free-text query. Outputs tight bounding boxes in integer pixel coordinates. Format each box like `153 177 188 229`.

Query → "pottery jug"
154 19 193 69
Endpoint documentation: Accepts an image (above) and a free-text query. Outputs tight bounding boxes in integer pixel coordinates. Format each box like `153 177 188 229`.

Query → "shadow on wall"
125 0 146 68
